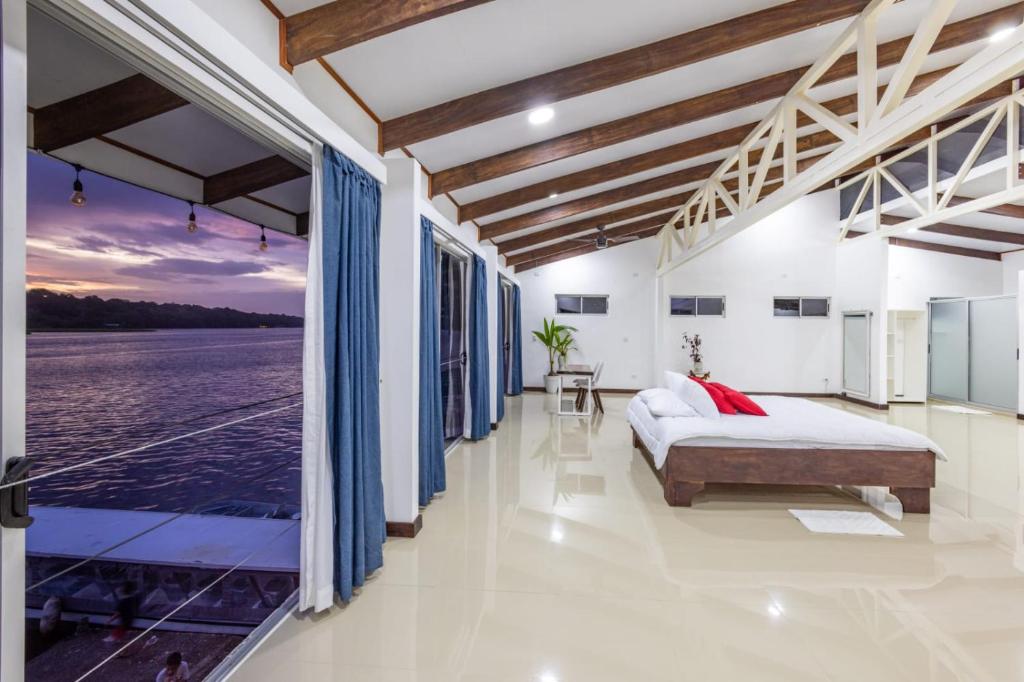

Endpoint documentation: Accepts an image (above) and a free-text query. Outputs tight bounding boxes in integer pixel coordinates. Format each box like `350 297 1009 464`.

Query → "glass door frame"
927 294 1019 412
500 277 513 395
1 2 27 679
435 239 470 454
842 311 872 399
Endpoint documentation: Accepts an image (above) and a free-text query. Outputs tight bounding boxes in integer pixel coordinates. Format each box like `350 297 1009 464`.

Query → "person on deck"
156 651 190 682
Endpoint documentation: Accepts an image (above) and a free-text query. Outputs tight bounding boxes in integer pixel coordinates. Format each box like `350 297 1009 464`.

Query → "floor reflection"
235 394 1024 682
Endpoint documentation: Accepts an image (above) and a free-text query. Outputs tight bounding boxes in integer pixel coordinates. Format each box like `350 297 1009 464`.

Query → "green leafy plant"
532 317 577 376
553 330 577 366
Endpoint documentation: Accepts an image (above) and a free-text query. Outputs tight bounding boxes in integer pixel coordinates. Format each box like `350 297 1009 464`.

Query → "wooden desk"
556 365 593 416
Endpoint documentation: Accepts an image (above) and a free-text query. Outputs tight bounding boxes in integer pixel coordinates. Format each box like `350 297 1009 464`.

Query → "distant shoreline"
27 327 302 333
28 328 157 333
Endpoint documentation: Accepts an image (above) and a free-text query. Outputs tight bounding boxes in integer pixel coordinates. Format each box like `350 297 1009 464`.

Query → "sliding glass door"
969 297 1017 409
501 281 512 394
929 300 969 402
438 248 467 446
928 296 1018 411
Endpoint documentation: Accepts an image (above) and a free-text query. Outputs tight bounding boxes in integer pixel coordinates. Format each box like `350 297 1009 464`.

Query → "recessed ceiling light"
990 26 1015 43
549 526 564 543
539 673 560 682
528 106 555 125
549 192 559 199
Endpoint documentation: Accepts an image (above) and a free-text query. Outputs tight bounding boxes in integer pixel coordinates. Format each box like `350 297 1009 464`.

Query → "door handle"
1 456 33 529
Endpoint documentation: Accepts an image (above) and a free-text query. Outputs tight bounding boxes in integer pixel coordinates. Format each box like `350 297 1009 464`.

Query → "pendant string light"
186 201 198 233
58 159 275 248
69 164 87 207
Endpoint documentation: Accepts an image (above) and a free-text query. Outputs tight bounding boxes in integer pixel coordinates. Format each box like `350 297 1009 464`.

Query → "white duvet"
628 394 946 469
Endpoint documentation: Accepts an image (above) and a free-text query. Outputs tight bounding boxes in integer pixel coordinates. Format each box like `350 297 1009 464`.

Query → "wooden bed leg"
890 487 930 514
632 429 641 448
665 480 704 507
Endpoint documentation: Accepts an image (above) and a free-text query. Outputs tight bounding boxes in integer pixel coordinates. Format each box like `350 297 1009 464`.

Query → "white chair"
574 361 604 414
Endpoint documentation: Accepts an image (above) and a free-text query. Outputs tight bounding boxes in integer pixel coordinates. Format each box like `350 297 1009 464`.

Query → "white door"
843 312 871 398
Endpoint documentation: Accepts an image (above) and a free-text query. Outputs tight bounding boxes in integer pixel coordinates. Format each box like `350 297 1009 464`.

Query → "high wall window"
774 297 830 317
669 296 726 317
556 294 608 315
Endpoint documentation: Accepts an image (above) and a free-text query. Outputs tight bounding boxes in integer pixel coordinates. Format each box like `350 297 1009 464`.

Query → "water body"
26 328 303 513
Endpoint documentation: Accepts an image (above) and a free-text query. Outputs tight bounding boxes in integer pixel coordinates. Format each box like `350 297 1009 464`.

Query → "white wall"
378 159 421 524
660 190 841 394
888 245 1002 310
835 235 888 404
1001 250 1024 294
520 191 844 392
192 0 379 154
520 237 659 389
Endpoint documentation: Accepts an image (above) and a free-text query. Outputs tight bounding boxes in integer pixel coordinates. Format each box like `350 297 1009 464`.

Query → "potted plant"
553 330 577 372
682 332 703 375
533 318 577 393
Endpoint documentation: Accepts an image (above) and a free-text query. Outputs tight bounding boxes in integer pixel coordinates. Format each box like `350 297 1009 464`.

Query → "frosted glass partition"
843 312 870 397
929 300 969 402
968 296 1018 410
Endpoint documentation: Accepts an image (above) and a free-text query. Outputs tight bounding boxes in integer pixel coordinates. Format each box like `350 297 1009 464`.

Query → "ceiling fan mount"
569 225 639 250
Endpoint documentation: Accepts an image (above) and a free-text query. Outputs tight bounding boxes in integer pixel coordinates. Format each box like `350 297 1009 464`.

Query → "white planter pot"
544 374 561 394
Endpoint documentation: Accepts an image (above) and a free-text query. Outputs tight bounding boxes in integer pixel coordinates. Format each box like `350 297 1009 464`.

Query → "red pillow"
708 382 768 416
689 377 736 415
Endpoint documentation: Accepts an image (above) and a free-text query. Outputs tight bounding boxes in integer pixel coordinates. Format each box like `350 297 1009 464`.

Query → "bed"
627 395 944 512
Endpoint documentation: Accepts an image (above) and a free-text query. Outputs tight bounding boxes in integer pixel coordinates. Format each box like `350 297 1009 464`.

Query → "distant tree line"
27 289 303 330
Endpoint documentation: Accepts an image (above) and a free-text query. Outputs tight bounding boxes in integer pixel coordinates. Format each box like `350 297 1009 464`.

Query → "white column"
483 244 499 426
378 157 421 525
1 1 27 678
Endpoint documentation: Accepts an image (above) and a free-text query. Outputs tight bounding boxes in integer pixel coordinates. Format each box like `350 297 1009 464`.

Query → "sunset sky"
27 153 309 316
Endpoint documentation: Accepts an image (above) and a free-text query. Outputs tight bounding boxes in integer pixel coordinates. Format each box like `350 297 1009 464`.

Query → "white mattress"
627 395 946 469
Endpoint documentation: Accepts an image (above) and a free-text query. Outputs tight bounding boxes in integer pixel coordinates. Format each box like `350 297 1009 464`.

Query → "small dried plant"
682 333 702 364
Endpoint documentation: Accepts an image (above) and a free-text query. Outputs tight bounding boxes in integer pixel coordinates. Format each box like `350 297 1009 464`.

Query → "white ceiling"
274 0 1024 260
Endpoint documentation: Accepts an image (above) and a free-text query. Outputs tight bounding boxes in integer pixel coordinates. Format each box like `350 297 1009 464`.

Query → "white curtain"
300 142 334 612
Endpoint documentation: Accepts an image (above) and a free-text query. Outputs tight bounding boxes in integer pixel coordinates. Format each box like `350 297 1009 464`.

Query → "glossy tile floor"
233 395 1024 681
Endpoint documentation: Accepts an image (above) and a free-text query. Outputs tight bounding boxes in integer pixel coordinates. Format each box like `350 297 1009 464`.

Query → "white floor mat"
931 404 991 415
788 509 903 537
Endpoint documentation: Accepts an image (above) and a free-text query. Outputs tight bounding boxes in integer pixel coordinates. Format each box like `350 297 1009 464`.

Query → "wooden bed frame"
631 427 936 513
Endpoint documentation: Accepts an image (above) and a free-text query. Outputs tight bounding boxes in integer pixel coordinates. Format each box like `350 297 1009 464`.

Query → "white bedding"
628 394 946 469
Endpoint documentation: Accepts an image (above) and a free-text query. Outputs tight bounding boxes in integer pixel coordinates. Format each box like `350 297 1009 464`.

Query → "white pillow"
646 392 698 418
638 387 674 403
664 370 719 419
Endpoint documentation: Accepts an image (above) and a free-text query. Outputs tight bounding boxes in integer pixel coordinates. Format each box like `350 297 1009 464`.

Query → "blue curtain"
322 145 386 602
509 284 524 395
469 254 491 439
495 281 506 423
418 217 445 506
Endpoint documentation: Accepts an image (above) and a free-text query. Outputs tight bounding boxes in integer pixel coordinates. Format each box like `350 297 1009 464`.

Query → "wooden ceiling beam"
881 214 1024 245
505 216 669 267
431 4 1024 197
32 74 188 152
382 0 873 150
947 196 1024 220
477 73 1008 239
516 225 665 272
463 66 990 222
204 156 308 205
888 236 1001 260
284 0 492 66
496 198 682 255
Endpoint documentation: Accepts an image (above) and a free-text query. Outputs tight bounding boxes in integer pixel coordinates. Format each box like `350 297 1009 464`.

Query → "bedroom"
3 1 1024 680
